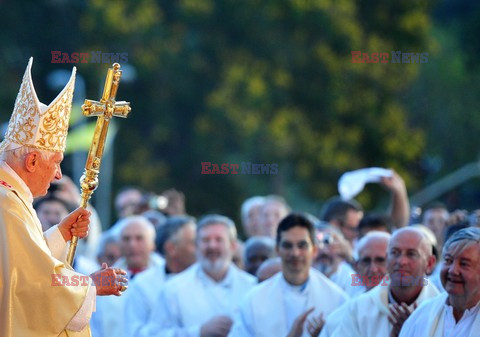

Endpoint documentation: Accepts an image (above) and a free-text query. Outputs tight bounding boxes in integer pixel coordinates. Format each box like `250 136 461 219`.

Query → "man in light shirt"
321 232 390 337
230 213 348 337
347 231 391 297
124 216 197 337
400 227 480 337
331 227 439 337
142 214 256 337
91 216 162 337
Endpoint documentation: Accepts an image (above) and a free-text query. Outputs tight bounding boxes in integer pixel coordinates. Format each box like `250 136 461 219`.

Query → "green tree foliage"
1 0 436 220
403 0 480 210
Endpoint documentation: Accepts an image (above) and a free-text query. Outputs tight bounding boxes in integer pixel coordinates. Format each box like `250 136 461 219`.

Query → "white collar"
0 161 34 204
281 273 310 293
445 298 480 319
197 263 234 288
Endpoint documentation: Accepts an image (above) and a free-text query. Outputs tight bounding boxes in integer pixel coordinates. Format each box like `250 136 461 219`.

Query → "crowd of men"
2 58 480 337
30 171 480 337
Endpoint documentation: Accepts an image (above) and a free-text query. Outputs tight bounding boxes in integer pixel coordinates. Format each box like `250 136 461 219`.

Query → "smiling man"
331 227 439 337
400 227 480 337
230 213 348 337
142 214 256 337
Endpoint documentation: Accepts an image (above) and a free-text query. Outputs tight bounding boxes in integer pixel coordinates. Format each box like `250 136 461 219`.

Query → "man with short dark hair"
400 227 480 337
358 214 393 238
321 198 364 244
322 170 409 244
230 213 348 337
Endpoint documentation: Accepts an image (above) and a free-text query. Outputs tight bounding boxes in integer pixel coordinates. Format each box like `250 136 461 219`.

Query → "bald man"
330 228 440 337
400 227 480 337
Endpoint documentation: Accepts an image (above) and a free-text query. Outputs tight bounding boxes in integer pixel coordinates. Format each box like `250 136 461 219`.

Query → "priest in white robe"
230 213 348 337
141 215 257 337
400 227 480 337
124 216 197 337
321 231 391 337
331 227 440 337
91 215 161 337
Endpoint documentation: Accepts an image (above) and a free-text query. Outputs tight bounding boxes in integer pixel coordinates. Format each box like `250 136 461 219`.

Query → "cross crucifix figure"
67 63 131 266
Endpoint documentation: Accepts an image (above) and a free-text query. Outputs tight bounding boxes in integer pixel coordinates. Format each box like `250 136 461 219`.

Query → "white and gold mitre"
0 57 76 153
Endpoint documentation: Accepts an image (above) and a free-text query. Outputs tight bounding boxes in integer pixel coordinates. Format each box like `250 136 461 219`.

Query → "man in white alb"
230 213 348 337
331 227 440 337
141 214 257 337
400 227 480 337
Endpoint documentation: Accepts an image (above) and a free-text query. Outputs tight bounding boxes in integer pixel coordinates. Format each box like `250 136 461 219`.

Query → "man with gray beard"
142 215 256 337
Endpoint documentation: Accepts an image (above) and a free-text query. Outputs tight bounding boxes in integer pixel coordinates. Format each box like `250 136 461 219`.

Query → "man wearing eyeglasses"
230 213 348 337
320 232 391 337
329 227 440 337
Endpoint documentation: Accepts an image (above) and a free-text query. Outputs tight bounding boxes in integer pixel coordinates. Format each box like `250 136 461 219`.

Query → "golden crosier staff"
66 63 131 272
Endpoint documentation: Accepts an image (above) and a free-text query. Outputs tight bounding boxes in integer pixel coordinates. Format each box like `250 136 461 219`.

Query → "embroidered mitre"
0 57 76 153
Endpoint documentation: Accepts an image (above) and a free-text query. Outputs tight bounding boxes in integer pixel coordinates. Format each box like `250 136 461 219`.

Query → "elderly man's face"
197 223 235 276
37 200 69 231
441 244 480 302
356 239 388 290
121 221 154 269
259 202 288 238
387 231 431 288
245 204 262 237
277 226 317 284
32 152 63 197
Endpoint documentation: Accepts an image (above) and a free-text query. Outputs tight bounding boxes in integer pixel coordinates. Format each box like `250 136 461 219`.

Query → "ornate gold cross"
67 63 131 266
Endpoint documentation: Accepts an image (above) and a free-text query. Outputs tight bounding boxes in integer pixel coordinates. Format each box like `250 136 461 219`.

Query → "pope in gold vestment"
0 58 93 337
0 163 92 337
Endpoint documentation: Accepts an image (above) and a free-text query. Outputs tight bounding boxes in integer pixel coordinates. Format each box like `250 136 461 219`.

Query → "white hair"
241 196 265 226
117 215 156 243
0 145 54 162
354 231 391 260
